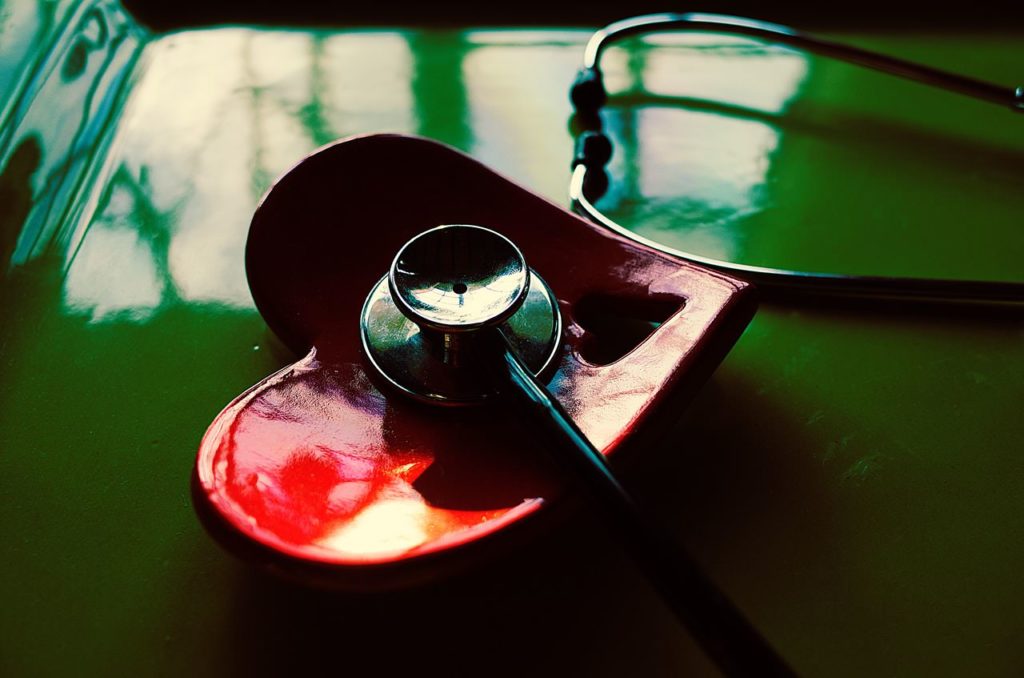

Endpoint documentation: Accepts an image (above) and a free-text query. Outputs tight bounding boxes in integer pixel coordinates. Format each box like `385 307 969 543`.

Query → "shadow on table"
221 370 834 677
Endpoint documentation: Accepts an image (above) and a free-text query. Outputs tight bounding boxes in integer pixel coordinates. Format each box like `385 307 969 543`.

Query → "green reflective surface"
1 2 1022 675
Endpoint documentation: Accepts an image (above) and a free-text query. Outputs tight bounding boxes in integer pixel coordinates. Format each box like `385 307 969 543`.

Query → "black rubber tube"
497 344 797 677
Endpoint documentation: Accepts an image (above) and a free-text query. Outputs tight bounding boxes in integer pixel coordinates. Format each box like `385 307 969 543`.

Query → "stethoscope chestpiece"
360 224 562 404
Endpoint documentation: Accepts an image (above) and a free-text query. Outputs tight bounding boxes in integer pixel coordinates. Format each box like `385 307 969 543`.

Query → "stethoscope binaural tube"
496 346 797 677
569 13 1024 306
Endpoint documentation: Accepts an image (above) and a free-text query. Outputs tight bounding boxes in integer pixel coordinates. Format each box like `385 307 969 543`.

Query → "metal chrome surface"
362 224 561 404
389 224 530 332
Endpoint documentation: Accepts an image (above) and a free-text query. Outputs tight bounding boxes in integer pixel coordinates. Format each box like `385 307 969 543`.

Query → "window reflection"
462 34 582 197
596 34 807 264
630 33 807 113
63 29 416 320
321 32 415 137
64 218 161 322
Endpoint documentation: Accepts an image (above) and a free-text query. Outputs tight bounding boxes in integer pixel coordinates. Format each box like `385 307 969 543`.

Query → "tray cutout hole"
573 294 681 366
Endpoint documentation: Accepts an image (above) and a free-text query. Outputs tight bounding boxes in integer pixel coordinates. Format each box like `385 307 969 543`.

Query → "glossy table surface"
1 1 1022 675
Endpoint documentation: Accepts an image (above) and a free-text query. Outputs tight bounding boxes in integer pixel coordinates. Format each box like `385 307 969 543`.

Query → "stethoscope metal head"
388 224 530 333
360 224 562 404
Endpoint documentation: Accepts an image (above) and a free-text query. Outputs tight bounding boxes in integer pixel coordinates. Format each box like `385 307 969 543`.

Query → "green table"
2 1 1022 675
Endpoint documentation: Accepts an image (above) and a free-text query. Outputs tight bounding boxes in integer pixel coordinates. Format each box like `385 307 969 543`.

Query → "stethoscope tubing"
496 341 797 677
570 166 1024 306
581 13 1022 112
571 13 1024 306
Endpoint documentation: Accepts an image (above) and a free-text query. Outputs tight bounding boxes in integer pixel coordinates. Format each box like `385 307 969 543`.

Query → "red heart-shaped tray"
192 134 756 588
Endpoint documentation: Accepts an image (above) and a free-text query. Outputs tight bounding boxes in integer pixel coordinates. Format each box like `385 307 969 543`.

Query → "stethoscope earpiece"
569 67 607 116
571 130 612 169
572 131 612 202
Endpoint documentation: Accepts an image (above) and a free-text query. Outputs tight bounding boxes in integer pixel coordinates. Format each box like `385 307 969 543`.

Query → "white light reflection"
316 497 429 556
320 32 416 135
64 225 162 323
462 38 582 199
627 32 807 113
64 29 416 319
599 33 808 262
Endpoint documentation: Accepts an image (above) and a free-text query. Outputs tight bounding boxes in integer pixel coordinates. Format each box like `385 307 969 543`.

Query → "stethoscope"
567 13 1024 306
201 16 1022 678
359 19 1021 675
